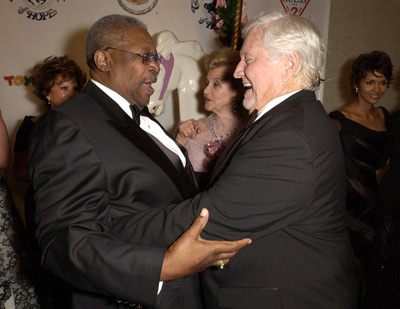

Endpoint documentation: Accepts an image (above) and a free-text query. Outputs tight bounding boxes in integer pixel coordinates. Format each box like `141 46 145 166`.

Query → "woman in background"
0 109 39 308
13 55 87 182
329 50 393 307
12 55 86 309
176 48 248 190
366 110 400 308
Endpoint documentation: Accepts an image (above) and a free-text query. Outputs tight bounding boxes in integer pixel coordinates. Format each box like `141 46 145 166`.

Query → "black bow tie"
130 105 150 125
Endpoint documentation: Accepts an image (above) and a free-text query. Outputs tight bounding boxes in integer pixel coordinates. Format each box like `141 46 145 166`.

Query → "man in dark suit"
110 11 357 308
29 14 250 309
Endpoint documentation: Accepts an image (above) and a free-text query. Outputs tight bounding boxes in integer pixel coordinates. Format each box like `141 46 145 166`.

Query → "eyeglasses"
104 47 162 65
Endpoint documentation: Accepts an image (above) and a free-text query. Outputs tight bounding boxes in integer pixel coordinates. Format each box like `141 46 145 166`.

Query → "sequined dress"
0 174 39 308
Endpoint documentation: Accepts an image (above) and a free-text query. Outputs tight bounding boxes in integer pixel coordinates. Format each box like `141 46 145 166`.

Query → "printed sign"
280 0 310 16
11 0 65 21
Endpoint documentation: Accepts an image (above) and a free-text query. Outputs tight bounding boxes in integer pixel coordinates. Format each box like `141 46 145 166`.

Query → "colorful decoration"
212 0 248 49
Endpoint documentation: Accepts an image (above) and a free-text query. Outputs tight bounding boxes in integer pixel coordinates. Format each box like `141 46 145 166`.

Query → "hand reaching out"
160 208 251 281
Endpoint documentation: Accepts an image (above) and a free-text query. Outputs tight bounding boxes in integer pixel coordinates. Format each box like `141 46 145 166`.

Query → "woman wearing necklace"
176 48 247 190
329 50 393 307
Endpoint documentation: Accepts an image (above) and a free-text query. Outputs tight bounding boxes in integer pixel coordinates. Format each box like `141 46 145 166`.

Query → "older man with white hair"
111 11 357 308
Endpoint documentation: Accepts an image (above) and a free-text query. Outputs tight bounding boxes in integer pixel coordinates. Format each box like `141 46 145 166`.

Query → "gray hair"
86 14 147 69
243 11 325 90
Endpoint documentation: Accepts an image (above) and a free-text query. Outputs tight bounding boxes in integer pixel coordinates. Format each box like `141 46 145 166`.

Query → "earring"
47 99 51 106
233 99 237 113
355 88 358 94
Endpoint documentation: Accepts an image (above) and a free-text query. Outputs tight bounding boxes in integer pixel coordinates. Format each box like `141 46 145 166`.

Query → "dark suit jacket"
29 81 201 309
111 90 357 308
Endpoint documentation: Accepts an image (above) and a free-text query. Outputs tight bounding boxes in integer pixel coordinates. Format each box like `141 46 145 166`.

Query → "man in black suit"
110 11 358 308
29 14 250 309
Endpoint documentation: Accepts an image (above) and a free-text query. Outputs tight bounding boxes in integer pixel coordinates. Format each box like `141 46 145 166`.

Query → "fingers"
212 238 252 254
187 208 209 238
178 119 200 138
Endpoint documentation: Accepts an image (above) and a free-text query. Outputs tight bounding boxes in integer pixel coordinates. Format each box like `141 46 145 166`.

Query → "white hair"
243 11 326 89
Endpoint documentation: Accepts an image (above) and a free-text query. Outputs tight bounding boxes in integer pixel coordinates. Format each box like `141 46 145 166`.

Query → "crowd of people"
0 9 399 309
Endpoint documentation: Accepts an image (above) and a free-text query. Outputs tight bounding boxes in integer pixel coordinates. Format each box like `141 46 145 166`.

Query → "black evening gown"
366 111 400 308
329 107 391 267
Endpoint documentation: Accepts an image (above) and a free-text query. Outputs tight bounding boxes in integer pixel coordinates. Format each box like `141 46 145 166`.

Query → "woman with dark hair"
13 55 87 182
175 48 248 190
12 55 86 309
329 50 394 306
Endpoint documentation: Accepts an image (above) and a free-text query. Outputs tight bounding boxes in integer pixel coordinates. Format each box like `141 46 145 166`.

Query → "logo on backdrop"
191 0 215 30
280 0 310 16
117 0 158 15
13 0 66 21
3 75 31 86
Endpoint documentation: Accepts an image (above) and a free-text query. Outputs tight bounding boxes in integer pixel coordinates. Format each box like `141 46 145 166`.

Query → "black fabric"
14 116 35 152
365 111 400 309
129 104 150 125
109 90 357 308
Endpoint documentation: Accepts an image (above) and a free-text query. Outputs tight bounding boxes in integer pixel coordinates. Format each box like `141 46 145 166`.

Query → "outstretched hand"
160 208 252 281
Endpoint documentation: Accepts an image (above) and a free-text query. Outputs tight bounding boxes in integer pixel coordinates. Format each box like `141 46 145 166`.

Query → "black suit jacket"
111 90 357 308
29 81 201 309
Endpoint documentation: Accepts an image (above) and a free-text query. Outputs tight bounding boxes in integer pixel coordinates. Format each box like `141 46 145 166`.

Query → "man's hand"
160 208 252 281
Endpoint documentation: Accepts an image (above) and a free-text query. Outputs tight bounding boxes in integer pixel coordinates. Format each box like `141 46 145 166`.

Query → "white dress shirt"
91 79 186 167
92 79 181 294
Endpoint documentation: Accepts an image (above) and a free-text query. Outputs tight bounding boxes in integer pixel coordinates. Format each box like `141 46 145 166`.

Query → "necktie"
129 104 149 125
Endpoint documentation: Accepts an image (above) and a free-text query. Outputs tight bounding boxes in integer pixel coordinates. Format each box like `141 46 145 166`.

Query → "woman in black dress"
329 51 394 306
367 111 400 308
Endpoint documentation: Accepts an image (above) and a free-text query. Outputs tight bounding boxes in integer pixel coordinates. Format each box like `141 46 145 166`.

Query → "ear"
44 91 51 101
93 49 111 72
282 52 301 82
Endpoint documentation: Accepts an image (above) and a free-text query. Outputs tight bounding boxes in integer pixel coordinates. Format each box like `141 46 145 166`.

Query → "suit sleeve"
110 125 316 245
29 110 163 307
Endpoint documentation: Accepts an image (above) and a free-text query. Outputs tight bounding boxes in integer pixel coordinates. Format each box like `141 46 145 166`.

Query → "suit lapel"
84 81 197 198
209 90 315 185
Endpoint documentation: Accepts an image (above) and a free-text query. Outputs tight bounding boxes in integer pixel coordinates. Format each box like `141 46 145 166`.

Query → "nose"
234 59 244 79
66 89 78 100
71 89 79 97
149 60 160 74
203 83 211 95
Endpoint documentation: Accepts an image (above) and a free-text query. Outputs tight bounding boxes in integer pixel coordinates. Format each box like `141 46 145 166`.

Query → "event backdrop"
1 0 331 134
0 0 330 215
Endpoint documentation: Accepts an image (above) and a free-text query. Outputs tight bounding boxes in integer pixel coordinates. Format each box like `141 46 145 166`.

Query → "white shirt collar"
91 79 132 117
255 90 300 121
90 79 186 166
